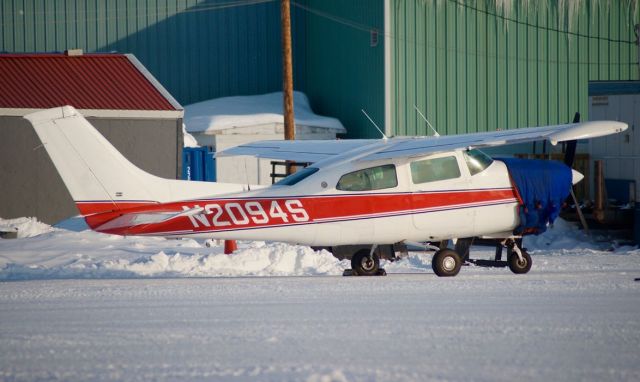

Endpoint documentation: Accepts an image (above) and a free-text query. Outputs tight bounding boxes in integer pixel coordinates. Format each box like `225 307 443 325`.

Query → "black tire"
351 249 380 276
508 250 532 274
431 249 462 277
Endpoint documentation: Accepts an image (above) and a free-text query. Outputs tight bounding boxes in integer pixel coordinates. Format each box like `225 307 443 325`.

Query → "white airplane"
25 106 627 277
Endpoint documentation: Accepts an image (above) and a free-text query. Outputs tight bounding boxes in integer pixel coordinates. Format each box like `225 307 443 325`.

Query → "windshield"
463 149 493 175
274 167 319 186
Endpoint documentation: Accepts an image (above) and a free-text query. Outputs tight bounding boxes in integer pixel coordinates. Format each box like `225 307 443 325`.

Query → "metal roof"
0 53 180 111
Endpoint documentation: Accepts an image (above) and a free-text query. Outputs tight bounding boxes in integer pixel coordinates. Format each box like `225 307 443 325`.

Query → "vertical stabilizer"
25 106 249 216
25 106 161 212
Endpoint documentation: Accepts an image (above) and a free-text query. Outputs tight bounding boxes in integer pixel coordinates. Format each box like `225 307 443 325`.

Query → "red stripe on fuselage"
88 189 517 236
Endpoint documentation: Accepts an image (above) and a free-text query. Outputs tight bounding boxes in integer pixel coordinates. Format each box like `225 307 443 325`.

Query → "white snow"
184 91 346 134
182 123 199 147
0 217 347 280
0 216 54 238
1 216 639 381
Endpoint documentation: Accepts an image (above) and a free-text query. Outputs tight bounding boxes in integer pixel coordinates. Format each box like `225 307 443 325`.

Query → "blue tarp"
498 158 573 235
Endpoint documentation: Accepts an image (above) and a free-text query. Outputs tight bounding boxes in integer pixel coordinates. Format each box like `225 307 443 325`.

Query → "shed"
185 91 346 185
0 52 184 224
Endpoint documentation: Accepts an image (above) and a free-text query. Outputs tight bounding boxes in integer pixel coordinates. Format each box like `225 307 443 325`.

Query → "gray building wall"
0 115 182 224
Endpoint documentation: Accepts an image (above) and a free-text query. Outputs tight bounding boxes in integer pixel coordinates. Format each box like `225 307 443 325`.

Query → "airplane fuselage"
86 151 520 245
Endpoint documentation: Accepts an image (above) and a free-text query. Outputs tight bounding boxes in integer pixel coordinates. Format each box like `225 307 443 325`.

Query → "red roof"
0 53 178 111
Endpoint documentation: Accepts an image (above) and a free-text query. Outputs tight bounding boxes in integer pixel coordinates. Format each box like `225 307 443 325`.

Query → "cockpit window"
275 167 319 186
463 149 494 175
410 156 461 184
336 164 397 191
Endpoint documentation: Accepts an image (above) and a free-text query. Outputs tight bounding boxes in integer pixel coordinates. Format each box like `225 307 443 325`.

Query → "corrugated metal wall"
0 0 306 106
391 0 640 137
300 0 385 138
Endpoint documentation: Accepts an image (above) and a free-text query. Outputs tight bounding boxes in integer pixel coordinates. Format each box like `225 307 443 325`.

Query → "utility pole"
281 0 295 142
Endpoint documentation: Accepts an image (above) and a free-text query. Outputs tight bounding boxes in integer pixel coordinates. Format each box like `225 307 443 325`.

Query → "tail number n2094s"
184 200 309 228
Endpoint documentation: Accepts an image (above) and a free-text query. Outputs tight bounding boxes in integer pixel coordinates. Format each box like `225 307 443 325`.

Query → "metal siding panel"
598 5 609 80
610 3 620 80
548 8 559 126
405 0 416 136
456 3 466 135
22 0 35 52
505 8 517 130
496 11 507 130
415 1 426 136
445 1 456 135
434 0 445 134
540 7 551 126
515 3 526 128
558 15 569 123
465 3 477 135
425 0 437 137
476 1 487 133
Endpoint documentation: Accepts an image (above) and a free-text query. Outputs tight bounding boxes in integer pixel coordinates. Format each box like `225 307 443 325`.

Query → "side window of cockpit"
410 156 461 184
463 149 494 176
336 164 398 191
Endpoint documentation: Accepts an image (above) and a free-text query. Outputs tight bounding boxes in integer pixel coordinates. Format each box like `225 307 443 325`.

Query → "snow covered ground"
1 217 639 381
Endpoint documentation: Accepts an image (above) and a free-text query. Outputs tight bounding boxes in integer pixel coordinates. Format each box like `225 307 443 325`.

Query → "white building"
184 91 346 185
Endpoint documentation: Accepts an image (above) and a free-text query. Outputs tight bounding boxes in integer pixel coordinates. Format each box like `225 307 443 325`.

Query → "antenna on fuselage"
361 109 388 141
413 105 440 137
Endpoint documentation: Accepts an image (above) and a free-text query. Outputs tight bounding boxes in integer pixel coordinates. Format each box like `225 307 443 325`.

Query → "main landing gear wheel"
508 249 532 274
351 249 380 276
432 249 462 277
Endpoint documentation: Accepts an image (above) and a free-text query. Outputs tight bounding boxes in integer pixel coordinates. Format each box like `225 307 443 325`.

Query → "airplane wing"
215 139 377 162
216 121 627 163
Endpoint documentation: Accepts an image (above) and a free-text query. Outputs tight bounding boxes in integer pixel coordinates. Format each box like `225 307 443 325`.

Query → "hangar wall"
0 0 307 106
1 0 638 139
301 0 385 139
391 0 640 137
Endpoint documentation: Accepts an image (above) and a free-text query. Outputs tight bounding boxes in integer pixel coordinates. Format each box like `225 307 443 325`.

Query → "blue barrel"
182 147 216 182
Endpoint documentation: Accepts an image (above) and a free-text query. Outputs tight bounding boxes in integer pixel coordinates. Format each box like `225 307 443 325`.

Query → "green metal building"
2 0 638 138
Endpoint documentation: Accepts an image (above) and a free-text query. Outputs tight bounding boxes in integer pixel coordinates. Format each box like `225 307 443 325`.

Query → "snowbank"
1 216 637 280
0 217 346 280
0 216 53 238
184 91 345 134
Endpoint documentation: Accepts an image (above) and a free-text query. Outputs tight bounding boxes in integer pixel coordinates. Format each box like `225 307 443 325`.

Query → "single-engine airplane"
25 106 627 277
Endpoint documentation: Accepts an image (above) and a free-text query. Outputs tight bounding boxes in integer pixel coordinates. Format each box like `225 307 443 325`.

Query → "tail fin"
25 106 248 217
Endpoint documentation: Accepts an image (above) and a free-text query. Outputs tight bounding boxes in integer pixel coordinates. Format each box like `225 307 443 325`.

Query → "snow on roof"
184 91 346 134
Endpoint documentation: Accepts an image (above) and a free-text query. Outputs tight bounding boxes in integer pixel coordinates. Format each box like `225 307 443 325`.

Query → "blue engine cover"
498 158 573 235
